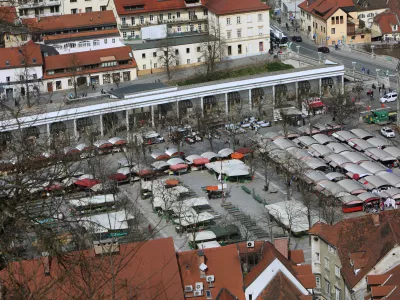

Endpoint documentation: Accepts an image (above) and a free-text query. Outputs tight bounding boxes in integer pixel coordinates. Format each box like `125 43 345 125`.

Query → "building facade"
61 0 110 15
15 0 62 18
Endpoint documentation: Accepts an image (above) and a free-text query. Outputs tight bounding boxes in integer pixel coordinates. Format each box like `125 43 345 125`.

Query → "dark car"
318 46 330 53
292 36 302 42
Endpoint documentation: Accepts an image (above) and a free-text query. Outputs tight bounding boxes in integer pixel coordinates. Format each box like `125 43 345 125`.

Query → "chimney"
371 213 380 226
307 0 309 6
274 237 289 259
42 252 51 276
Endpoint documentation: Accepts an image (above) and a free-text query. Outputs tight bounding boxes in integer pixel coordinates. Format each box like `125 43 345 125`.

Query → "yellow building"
299 0 371 46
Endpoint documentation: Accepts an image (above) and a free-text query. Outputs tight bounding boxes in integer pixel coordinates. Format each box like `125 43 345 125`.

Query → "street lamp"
318 52 322 64
352 61 356 76
371 45 375 58
296 45 300 67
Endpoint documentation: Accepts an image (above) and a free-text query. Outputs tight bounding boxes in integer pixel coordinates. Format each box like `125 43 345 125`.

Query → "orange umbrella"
231 152 244 159
165 179 179 186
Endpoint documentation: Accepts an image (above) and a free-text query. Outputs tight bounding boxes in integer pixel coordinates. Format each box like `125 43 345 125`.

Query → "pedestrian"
92 84 95 91
362 67 365 74
367 69 370 75
383 84 385 90
379 86 381 93
148 223 152 233
149 145 152 154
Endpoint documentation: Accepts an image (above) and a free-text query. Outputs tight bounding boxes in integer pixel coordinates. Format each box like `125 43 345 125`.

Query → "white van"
380 92 398 103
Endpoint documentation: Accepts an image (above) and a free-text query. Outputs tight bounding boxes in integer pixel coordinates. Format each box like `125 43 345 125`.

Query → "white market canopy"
69 194 115 207
167 158 185 165
188 230 217 242
79 210 133 234
218 148 234 158
201 152 220 160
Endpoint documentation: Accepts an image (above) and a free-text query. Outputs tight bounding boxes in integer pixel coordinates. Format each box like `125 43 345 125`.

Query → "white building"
42 46 138 93
61 0 110 15
0 41 43 100
15 0 62 18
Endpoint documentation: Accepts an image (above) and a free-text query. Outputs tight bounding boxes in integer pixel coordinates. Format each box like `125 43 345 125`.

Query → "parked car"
381 127 395 138
292 36 302 42
380 92 398 103
318 46 330 53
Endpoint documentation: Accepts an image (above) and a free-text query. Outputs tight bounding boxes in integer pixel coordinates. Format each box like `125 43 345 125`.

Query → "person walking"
362 67 365 74
367 69 370 75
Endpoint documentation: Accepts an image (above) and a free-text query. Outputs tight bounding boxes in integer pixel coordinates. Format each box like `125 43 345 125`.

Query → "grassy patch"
174 61 294 86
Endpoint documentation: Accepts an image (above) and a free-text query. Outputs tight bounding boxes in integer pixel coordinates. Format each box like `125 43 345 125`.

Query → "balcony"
19 0 61 8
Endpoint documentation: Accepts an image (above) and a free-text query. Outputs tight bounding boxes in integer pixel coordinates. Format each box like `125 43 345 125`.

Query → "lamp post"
352 61 356 77
371 45 375 58
318 52 322 64
296 45 300 67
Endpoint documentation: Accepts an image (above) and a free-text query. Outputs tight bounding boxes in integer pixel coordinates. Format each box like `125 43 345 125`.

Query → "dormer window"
5 60 10 66
32 58 37 63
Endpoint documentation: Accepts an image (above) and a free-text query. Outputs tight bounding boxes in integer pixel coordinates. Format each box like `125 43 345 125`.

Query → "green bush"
175 62 294 86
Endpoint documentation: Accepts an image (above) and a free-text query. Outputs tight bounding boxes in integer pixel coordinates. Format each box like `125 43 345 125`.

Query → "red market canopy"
155 154 170 161
44 183 62 191
206 185 219 191
231 152 245 159
137 169 153 177
165 179 179 186
170 164 188 171
64 147 80 155
236 148 253 154
74 178 101 188
108 173 128 181
94 140 113 149
308 101 325 109
193 158 210 166
109 137 127 145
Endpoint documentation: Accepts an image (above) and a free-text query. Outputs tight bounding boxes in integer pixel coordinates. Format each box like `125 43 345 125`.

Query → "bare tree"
324 90 359 127
157 39 177 80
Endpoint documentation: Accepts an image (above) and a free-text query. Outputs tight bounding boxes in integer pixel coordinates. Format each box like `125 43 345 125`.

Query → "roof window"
5 60 10 66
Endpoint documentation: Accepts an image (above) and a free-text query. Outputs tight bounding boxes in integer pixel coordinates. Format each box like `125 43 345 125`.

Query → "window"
187 59 190 64
325 280 331 295
85 7 92 12
142 53 146 59
197 57 201 62
153 52 157 57
328 245 335 254
78 41 90 47
228 46 232 55
367 13 374 17
177 12 180 18
50 6 59 13
71 9 77 14
206 290 212 299
104 38 108 44
316 252 320 263
70 0 76 2
335 265 340 278
68 79 72 86
122 32 127 38
112 38 115 43
361 34 365 39
331 17 335 24
92 40 100 46
247 15 252 23
20 75 24 81
168 13 171 19
197 46 200 52
159 14 163 21
227 17 231 25
176 60 179 66
5 35 9 41
247 28 253 37
237 16 241 24
121 17 126 24
143 64 146 70
177 25 181 32
131 17 135 24
258 27 263 35
238 44 242 54
204 9 208 16
198 24 202 32
335 288 341 300
316 276 321 289
336 16 339 24
331 28 335 34
6 76 10 83
321 25 323 31
56 81 62 90
175 49 179 55
186 48 190 53
324 257 329 270
258 14 262 21
237 29 242 37
227 31 231 39
340 16 343 24
32 74 37 79
190 24 194 31
100 6 107 11
140 16 144 24
101 61 117 67
149 15 153 21
154 63 157 68
359 14 365 19
21 35 27 41
32 58 36 63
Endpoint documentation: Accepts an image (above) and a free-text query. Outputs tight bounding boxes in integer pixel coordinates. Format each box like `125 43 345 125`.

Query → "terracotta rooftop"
374 11 400 34
259 272 309 300
371 286 397 298
43 29 120 43
0 41 43 70
289 250 305 264
205 0 270 15
115 0 191 15
44 46 136 78
215 288 238 300
177 244 244 300
308 211 400 288
22 11 116 32
0 238 184 300
367 274 391 285
298 0 353 20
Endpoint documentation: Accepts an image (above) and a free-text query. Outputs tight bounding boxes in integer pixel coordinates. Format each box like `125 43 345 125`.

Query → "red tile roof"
114 0 189 15
308 211 400 288
274 237 289 259
22 11 116 32
371 286 397 297
44 46 136 78
293 265 312 275
205 0 270 15
43 29 120 42
216 288 238 300
367 274 391 285
259 272 307 300
177 245 244 300
0 41 43 70
0 238 185 300
381 265 400 300
289 250 305 264
298 0 353 20
374 11 400 34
